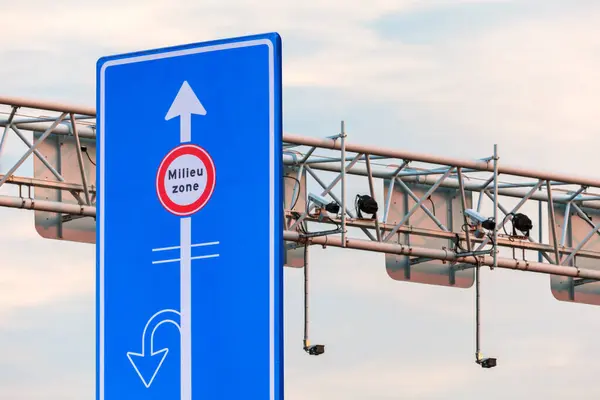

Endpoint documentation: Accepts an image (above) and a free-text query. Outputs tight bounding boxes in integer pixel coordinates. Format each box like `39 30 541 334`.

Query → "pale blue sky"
2 0 600 399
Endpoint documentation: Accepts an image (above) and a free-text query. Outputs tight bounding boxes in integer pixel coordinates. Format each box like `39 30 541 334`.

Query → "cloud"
0 220 93 326
0 296 93 400
3 1 600 399
286 358 475 400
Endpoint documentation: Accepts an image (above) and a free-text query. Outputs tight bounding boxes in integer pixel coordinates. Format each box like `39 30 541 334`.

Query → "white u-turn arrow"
127 309 181 388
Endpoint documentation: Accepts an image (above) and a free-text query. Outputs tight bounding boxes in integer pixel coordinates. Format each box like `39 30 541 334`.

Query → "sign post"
96 33 283 400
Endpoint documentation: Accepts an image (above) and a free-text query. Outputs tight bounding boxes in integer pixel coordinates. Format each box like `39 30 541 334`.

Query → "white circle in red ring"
156 144 216 216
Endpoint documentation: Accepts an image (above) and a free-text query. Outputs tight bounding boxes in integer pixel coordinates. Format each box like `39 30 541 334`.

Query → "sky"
2 0 600 398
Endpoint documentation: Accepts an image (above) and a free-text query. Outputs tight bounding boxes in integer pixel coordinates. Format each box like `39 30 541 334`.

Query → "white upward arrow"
165 81 207 143
166 81 206 400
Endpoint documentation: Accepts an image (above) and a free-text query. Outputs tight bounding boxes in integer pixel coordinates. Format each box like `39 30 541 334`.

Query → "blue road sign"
96 33 283 400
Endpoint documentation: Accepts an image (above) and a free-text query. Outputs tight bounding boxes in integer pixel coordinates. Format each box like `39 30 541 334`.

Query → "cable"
283 175 301 209
427 196 436 216
84 150 96 167
486 232 496 248
501 213 512 236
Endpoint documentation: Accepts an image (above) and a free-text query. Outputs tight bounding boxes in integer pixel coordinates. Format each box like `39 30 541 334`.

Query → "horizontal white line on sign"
151 254 220 265
152 241 220 252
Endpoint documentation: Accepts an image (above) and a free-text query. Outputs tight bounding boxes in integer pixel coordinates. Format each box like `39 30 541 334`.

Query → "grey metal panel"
33 131 96 243
550 204 600 305
283 165 306 268
384 179 474 288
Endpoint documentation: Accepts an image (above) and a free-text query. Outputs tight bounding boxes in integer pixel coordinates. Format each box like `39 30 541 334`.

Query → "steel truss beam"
284 231 600 281
2 97 600 286
0 99 96 221
281 133 600 285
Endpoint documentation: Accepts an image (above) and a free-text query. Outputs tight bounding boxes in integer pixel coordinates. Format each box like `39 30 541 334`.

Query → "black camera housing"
480 357 497 368
305 344 325 356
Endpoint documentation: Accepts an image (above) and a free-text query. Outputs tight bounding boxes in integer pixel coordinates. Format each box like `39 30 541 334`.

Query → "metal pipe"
574 196 600 201
0 195 95 216
283 133 600 187
0 96 95 116
303 240 310 349
560 202 572 247
3 115 93 125
538 200 544 263
476 189 484 213
567 186 587 202
283 155 600 210
283 230 600 280
284 210 600 260
341 121 347 247
457 168 473 252
0 119 96 138
71 113 92 205
365 154 382 241
383 178 395 224
493 145 498 269
475 258 481 363
299 146 316 164
397 167 476 178
496 180 565 189
0 174 92 193
546 180 561 264
479 174 496 191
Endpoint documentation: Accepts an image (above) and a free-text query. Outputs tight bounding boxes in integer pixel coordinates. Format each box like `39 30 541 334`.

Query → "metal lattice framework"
0 97 96 216
282 133 600 278
3 96 600 367
3 96 600 281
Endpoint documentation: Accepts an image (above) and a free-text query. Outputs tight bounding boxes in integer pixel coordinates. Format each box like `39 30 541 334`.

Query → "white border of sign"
98 38 276 399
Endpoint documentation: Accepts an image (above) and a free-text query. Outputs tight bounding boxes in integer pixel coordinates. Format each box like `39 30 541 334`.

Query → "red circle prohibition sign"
156 144 216 216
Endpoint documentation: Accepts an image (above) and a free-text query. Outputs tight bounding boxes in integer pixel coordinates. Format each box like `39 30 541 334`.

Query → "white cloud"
3 1 600 399
286 358 475 400
0 212 93 326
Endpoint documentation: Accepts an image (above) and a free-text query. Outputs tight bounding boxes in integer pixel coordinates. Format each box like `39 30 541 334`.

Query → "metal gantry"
282 133 600 274
3 96 600 368
0 97 96 217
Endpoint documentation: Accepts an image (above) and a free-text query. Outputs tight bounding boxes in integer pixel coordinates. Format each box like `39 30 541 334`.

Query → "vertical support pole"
340 120 347 247
303 240 310 350
560 202 571 247
493 144 499 269
546 180 561 264
457 168 472 252
70 113 91 205
180 217 192 400
538 200 543 263
383 178 395 224
475 259 482 363
365 154 382 241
